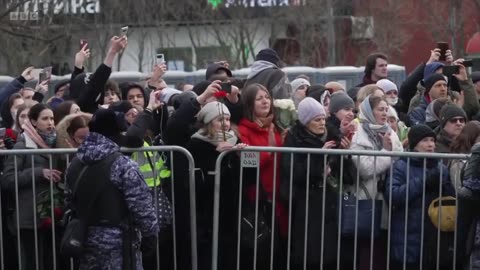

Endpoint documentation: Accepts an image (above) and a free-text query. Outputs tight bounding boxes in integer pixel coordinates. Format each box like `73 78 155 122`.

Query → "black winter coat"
399 63 425 114
71 64 112 114
186 137 241 270
457 144 480 261
280 122 339 265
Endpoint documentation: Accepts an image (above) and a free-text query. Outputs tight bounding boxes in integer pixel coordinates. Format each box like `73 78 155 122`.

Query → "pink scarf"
22 120 49 149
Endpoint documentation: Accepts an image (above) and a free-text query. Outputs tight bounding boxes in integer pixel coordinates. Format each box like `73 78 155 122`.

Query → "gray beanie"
329 92 355 114
298 97 326 126
197 101 230 124
439 104 466 128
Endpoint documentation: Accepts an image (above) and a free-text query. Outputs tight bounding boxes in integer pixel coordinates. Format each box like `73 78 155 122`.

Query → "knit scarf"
254 114 274 129
359 96 390 150
191 130 238 147
255 115 278 146
21 120 52 149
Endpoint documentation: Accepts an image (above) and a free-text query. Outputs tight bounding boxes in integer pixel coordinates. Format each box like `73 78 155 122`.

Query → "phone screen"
437 42 449 61
347 132 354 141
463 60 473 67
30 68 43 80
156 54 165 64
42 66 52 81
121 26 129 37
80 39 88 50
443 65 459 76
39 72 47 83
219 82 232 93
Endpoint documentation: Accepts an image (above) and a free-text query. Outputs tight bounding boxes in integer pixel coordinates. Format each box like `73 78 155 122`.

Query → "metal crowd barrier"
1 145 478 270
0 146 197 270
212 147 470 270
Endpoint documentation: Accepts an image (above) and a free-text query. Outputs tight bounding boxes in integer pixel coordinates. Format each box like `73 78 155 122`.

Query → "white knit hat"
291 78 311 92
387 105 399 121
376 79 398 93
197 101 230 124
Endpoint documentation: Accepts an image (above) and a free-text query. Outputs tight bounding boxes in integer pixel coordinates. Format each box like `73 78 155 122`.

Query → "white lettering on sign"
7 0 101 16
225 0 293 8
241 152 259 168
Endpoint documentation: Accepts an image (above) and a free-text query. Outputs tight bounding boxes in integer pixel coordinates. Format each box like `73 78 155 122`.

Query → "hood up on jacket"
76 132 120 165
423 62 444 83
247 60 279 80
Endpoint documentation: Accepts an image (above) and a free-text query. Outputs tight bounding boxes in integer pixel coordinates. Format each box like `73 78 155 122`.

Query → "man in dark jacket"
356 52 388 88
435 104 466 154
244 48 291 99
409 74 448 126
404 62 444 113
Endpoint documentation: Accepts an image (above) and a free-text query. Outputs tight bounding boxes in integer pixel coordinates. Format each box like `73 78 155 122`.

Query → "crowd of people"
0 34 480 270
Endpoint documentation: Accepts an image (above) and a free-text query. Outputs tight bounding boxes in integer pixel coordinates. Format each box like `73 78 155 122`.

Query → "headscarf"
358 95 390 150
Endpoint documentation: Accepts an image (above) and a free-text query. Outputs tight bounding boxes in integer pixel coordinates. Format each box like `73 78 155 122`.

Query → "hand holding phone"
442 65 460 76
39 66 52 83
437 42 449 61
30 68 43 80
219 82 232 93
156 54 165 64
80 39 88 50
347 131 354 141
121 26 129 37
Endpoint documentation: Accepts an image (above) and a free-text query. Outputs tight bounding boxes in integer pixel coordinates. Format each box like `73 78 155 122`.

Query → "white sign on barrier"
241 151 259 168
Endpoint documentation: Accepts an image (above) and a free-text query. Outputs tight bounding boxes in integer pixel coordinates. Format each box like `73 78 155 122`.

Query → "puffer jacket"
64 132 158 270
385 157 452 264
349 124 403 200
409 95 429 126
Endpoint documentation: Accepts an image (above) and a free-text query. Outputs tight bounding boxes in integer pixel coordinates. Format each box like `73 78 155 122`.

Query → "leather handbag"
341 182 382 239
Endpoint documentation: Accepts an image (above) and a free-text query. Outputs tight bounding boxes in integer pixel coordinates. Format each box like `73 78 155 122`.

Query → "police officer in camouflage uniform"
65 109 159 270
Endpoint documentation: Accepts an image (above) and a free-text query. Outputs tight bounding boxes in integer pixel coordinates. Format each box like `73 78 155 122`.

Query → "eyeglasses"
448 118 465 124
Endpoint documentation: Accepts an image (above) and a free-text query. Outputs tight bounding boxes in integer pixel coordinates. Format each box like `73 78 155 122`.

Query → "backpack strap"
72 152 124 224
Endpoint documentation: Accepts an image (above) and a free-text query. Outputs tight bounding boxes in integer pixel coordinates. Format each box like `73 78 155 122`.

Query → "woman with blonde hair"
356 84 384 105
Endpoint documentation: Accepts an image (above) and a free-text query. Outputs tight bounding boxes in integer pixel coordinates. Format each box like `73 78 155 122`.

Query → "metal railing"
0 145 477 270
212 147 470 270
0 146 197 270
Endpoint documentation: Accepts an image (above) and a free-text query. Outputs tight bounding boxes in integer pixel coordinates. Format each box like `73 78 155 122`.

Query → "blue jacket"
0 76 25 105
0 77 26 128
408 95 429 126
65 132 158 270
385 157 453 264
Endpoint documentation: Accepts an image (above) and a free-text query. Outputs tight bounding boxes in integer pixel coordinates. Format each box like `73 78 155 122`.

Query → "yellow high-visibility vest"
132 142 171 187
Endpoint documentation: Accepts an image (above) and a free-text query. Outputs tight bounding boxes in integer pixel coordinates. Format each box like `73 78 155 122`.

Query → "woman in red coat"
238 83 287 270
238 83 283 198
